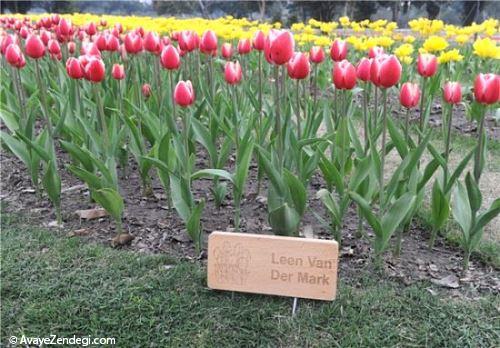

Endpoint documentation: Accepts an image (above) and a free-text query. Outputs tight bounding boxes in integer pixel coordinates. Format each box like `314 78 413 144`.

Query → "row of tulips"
1 15 499 270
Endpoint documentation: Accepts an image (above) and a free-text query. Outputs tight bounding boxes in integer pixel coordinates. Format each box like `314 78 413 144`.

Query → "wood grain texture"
207 232 339 301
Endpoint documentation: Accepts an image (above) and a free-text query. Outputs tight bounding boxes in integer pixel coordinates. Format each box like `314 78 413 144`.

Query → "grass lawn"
1 214 499 347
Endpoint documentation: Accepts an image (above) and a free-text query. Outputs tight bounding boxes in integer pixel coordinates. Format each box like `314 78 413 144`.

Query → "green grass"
2 218 499 347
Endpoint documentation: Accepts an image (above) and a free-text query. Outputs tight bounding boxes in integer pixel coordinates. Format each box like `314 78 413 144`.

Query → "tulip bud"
474 73 500 105
124 32 143 54
332 60 357 90
237 38 252 55
224 61 242 85
368 46 384 58
309 46 325 64
265 29 294 65
86 22 97 36
417 53 438 78
370 54 402 88
252 30 266 51
106 35 120 52
174 80 195 107
443 82 462 105
356 57 372 82
58 18 72 36
84 57 105 83
66 57 84 79
399 82 421 109
144 31 161 54
39 29 50 46
68 41 76 54
111 63 125 80
19 26 29 39
178 30 198 52
221 42 233 60
142 83 152 99
47 39 61 55
1 34 16 55
160 44 181 70
5 44 24 68
330 39 347 62
200 30 217 54
25 34 45 59
287 52 310 80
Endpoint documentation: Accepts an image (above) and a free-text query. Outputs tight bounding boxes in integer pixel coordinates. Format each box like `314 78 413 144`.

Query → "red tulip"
174 80 195 107
160 44 180 70
114 22 123 34
330 39 347 62
309 46 325 64
332 60 357 90
81 42 101 57
474 73 500 105
51 14 60 25
1 34 16 55
68 41 76 54
19 26 29 39
142 83 152 99
200 29 217 54
5 44 24 68
66 57 84 79
221 43 232 59
252 30 266 51
47 39 61 55
86 22 97 36
224 61 243 85
25 34 45 59
162 36 171 46
368 46 384 58
94 34 107 51
84 57 105 83
237 38 252 54
443 82 462 104
111 63 125 80
370 54 402 88
417 53 438 78
287 52 310 80
265 29 294 65
100 19 107 27
124 32 143 54
144 31 161 54
106 35 120 51
356 57 372 82
399 82 421 108
39 29 50 45
58 18 72 36
178 30 198 52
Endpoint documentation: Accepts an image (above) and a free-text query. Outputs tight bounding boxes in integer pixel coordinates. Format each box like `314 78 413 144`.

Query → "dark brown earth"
1 122 499 298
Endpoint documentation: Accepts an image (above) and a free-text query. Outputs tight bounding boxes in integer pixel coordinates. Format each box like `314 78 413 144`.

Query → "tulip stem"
296 79 301 140
373 86 378 130
363 83 369 153
274 65 283 171
93 83 110 154
418 77 427 144
255 52 264 196
169 70 178 134
404 107 410 144
443 104 453 186
11 67 27 130
34 59 54 140
154 57 163 127
230 85 240 153
379 89 388 216
474 110 486 183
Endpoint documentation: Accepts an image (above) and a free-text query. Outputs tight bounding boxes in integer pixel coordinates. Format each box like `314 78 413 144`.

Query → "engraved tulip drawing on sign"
213 242 251 285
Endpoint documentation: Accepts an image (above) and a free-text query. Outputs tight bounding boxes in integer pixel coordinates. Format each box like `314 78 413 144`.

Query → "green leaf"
191 117 218 166
59 140 94 172
474 198 500 235
387 116 408 158
191 169 234 183
186 200 205 251
42 161 61 210
92 188 124 223
452 181 472 237
1 131 30 166
465 172 482 213
444 149 474 193
67 165 103 190
431 180 450 230
283 169 307 217
268 203 301 237
349 191 382 236
170 175 193 223
380 193 416 251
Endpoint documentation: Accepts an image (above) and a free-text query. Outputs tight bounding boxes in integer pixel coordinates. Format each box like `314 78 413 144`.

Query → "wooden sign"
207 232 339 301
